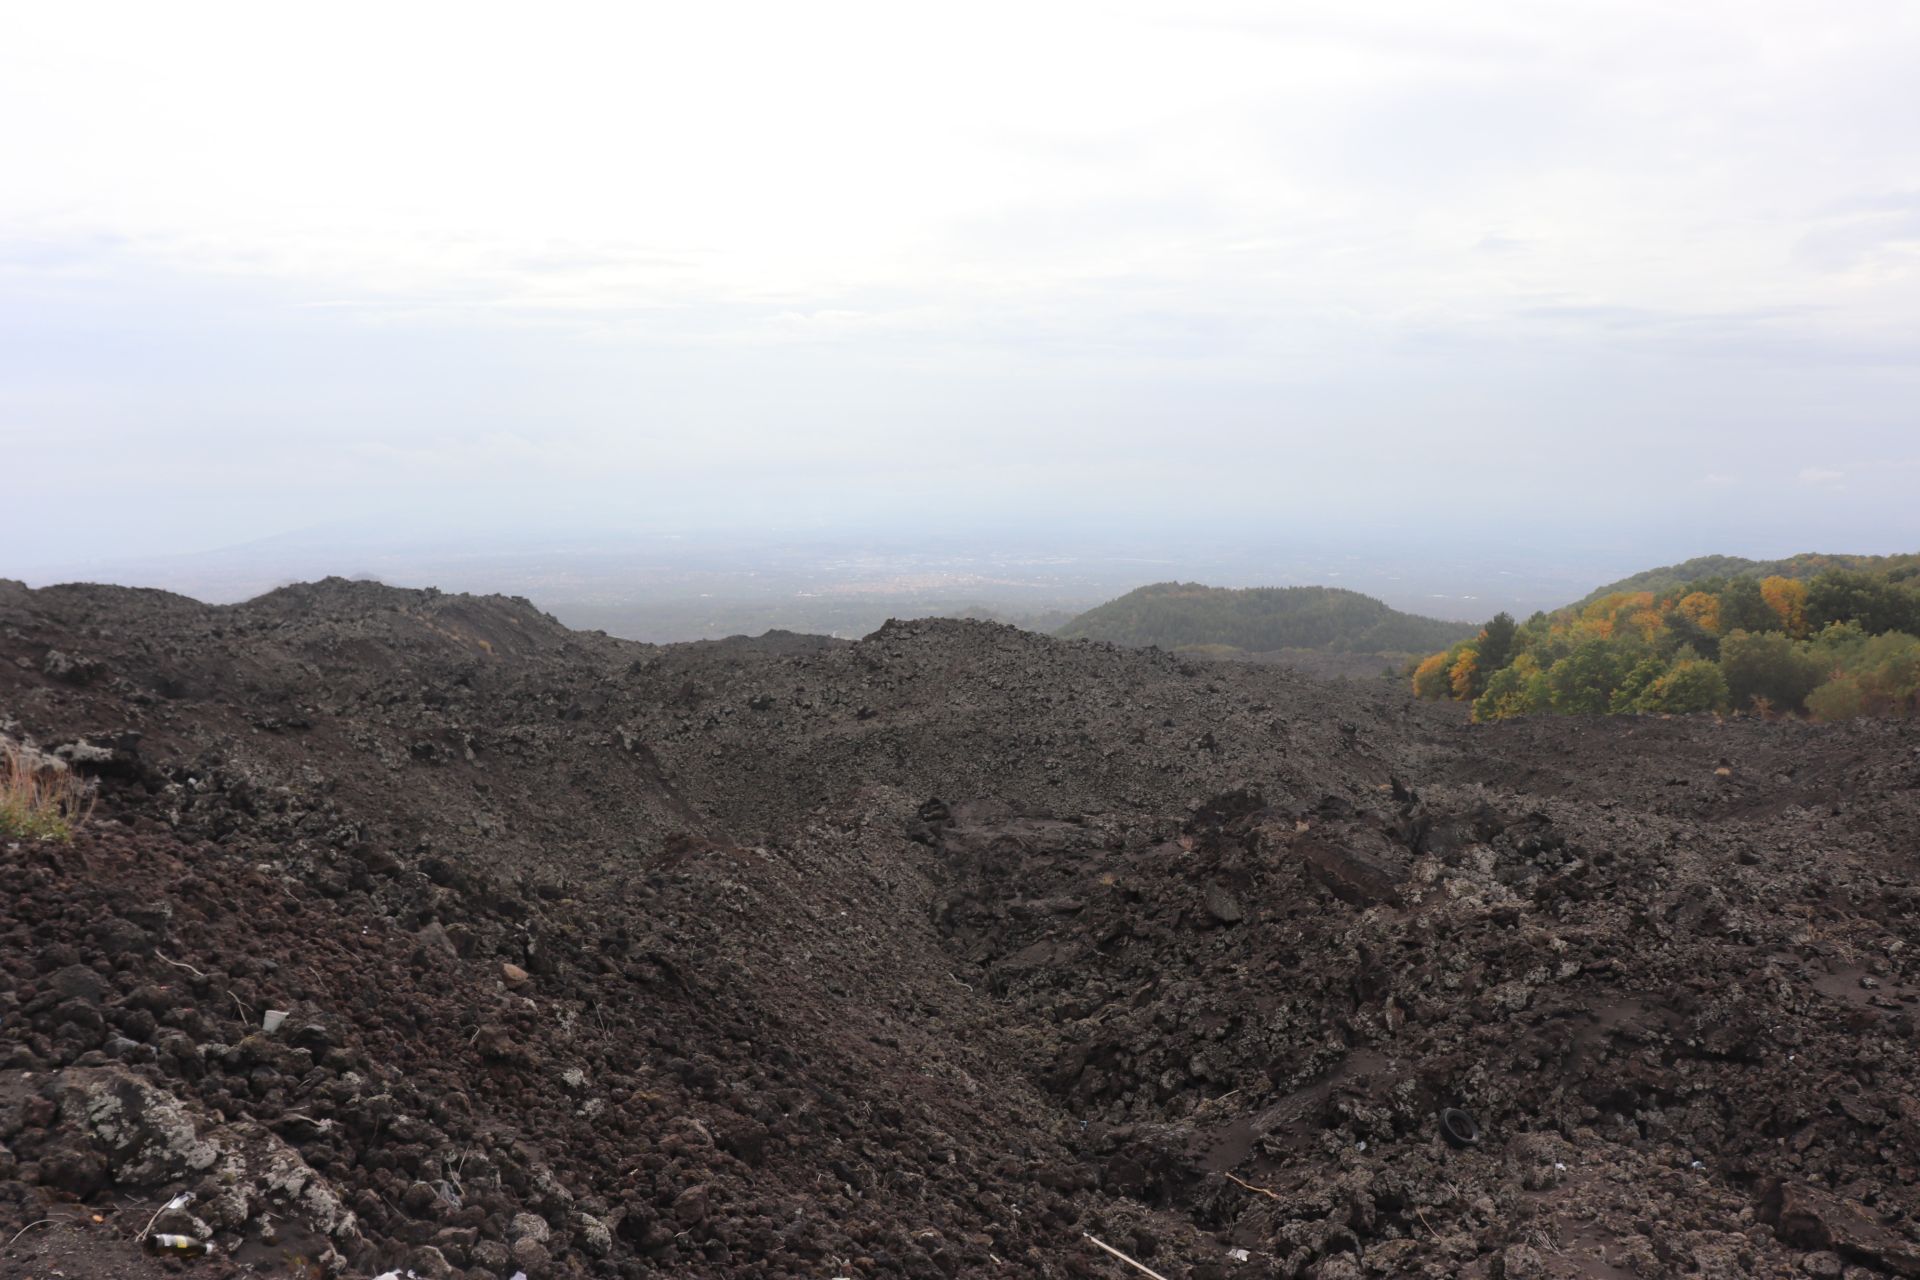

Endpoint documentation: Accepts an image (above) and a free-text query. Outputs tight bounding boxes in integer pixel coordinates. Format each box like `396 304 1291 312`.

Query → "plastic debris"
1227 1246 1252 1262
263 1009 289 1034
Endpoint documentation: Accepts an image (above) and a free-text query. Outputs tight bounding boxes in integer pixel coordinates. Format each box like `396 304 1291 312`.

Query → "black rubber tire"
1439 1107 1481 1148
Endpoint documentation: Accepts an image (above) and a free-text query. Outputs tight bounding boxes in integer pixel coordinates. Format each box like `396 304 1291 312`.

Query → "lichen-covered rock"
53 1067 218 1184
509 1210 551 1243
44 1068 355 1242
572 1209 613 1257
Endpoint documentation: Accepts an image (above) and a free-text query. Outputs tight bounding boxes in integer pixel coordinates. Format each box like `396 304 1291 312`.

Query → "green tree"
1807 570 1920 635
1661 610 1720 662
1608 657 1668 713
1810 619 1870 667
1719 629 1823 712
1477 612 1517 675
1717 577 1777 635
1546 638 1629 715
1473 653 1549 721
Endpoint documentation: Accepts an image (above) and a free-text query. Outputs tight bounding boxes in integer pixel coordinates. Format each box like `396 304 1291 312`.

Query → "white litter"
1227 1246 1252 1262
139 1191 196 1240
263 1009 289 1034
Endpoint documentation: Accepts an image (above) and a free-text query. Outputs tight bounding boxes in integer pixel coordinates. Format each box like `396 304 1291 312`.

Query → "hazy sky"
4 1 1918 573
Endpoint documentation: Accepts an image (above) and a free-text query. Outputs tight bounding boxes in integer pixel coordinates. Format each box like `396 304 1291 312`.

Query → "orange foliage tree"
1760 576 1809 637
1674 591 1721 634
1448 648 1479 700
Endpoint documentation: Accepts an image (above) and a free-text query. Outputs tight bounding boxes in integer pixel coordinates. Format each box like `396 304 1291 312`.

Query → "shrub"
0 741 95 842
1635 659 1730 714
1806 674 1866 722
1849 632 1920 715
1720 629 1823 712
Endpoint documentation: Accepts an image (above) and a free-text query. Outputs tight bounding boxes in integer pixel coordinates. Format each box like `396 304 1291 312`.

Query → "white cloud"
1798 468 1847 489
2 2 1918 561
3 1 1918 353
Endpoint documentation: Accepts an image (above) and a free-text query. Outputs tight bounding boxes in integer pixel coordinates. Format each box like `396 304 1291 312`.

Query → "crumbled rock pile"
0 577 1916 1277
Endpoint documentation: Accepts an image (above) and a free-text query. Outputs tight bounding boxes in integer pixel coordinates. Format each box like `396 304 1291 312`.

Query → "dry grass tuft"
0 740 95 842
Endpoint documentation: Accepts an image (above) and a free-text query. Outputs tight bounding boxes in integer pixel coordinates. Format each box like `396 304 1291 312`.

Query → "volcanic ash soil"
0 576 1918 1278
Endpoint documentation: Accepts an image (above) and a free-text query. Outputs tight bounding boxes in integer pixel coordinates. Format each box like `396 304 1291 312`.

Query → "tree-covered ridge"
1575 551 1920 608
1056 583 1475 654
1415 565 1920 721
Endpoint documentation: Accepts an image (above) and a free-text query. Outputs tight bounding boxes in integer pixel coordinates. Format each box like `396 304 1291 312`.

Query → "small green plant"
0 741 95 842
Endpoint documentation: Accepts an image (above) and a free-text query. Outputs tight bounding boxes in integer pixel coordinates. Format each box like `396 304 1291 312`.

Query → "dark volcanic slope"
2 577 1918 1280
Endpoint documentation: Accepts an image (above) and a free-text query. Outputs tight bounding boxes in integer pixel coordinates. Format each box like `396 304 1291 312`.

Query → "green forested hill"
1577 552 1920 607
1055 583 1475 654
1411 552 1920 722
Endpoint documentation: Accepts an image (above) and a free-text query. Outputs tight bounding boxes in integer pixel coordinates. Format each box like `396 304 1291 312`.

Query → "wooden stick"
8 1219 55 1245
154 951 206 978
1084 1232 1173 1280
1222 1170 1282 1201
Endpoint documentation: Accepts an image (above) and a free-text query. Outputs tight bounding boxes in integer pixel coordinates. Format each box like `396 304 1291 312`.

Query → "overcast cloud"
3 1 1918 572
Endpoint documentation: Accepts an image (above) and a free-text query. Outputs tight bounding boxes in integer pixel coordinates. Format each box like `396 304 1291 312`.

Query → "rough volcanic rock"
1 579 1917 1278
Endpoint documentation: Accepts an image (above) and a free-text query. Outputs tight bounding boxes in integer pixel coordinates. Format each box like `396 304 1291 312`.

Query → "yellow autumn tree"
1579 591 1654 640
1674 591 1721 634
1411 652 1451 699
1448 648 1479 700
1760 575 1809 637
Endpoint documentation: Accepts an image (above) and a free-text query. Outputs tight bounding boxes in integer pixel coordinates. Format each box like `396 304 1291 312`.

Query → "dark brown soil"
1 577 1917 1278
